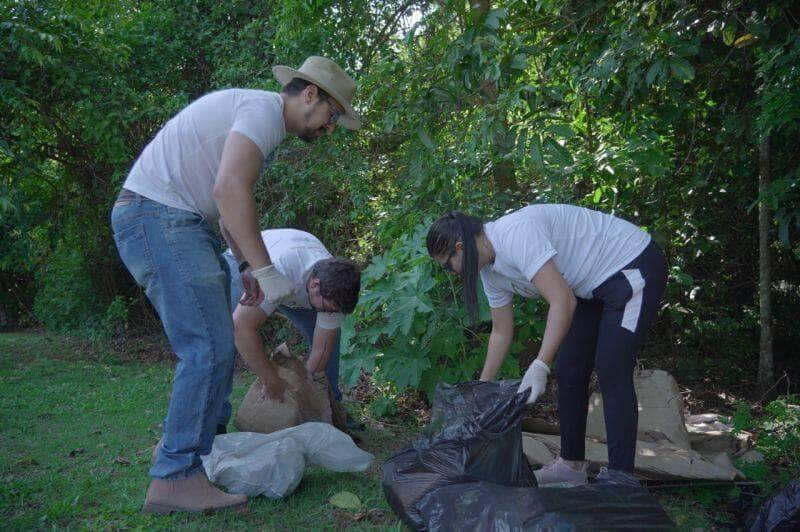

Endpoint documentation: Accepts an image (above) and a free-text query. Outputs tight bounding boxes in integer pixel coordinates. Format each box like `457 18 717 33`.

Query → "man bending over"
220 228 360 424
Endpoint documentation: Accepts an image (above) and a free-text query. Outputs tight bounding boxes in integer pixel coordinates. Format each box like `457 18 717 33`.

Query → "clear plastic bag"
275 422 373 471
203 422 374 498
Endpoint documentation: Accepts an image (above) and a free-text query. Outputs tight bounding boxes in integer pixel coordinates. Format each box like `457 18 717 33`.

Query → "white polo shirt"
480 204 651 307
230 229 345 330
124 89 286 222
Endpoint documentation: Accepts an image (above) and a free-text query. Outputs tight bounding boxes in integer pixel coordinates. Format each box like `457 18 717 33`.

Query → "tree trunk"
757 134 774 394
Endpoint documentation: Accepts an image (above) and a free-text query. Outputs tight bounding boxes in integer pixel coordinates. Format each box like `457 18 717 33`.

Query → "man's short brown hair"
310 258 360 313
281 77 331 100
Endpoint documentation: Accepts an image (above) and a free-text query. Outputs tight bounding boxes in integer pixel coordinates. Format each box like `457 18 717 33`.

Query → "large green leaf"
670 58 695 81
381 352 431 390
383 289 434 337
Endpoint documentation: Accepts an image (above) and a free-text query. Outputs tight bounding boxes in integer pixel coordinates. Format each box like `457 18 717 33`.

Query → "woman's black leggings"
556 240 668 472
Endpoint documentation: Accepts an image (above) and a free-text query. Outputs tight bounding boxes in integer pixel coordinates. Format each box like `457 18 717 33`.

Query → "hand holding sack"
252 264 294 303
260 376 288 402
234 344 333 434
517 359 550 404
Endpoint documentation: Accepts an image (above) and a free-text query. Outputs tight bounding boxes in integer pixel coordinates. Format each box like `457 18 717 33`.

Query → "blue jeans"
219 251 342 429
111 193 235 480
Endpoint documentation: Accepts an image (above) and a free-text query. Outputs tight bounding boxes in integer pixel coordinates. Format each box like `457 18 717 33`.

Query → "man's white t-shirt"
228 229 344 330
480 204 651 308
124 89 286 222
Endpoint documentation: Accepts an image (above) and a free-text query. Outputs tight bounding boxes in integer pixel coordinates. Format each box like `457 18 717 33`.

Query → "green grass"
0 333 416 530
657 488 731 529
2 332 777 531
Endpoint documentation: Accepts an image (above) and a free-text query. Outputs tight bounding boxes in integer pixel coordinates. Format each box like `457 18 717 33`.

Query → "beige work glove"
252 264 293 304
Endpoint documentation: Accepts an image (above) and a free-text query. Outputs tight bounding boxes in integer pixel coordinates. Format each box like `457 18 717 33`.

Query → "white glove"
251 264 293 304
518 359 550 405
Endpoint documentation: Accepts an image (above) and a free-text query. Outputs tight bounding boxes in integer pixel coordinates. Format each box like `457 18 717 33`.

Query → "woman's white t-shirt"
480 204 651 307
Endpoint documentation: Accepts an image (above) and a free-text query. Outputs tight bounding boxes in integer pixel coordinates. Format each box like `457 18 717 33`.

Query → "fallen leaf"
68 448 85 458
330 491 361 511
115 456 131 465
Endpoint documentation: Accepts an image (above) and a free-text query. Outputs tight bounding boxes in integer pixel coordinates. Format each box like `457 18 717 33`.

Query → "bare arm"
480 303 515 381
306 325 338 375
219 219 245 263
233 304 286 397
531 259 577 365
220 217 263 307
213 131 271 269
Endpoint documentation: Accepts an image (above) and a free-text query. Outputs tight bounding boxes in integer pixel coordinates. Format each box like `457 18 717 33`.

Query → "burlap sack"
234 343 333 434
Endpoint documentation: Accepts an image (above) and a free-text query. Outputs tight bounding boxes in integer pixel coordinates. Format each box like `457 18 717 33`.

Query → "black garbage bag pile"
419 479 675 531
747 479 800 531
382 380 676 531
382 380 536 529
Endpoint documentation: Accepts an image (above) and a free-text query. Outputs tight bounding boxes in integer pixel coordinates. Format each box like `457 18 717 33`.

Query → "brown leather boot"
142 471 247 514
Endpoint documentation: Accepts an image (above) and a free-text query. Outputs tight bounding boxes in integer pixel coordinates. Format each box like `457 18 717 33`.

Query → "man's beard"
298 107 322 143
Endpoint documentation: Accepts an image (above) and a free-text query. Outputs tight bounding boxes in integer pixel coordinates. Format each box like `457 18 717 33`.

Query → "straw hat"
272 56 361 130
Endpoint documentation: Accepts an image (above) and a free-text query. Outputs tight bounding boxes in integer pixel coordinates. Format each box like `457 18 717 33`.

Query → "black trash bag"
382 380 536 529
418 480 677 531
748 479 800 532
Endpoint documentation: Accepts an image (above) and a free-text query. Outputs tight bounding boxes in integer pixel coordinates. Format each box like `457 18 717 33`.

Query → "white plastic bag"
202 422 373 498
202 435 305 498
270 422 374 472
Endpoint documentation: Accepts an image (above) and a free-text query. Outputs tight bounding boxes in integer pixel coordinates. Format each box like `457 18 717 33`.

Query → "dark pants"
556 241 667 472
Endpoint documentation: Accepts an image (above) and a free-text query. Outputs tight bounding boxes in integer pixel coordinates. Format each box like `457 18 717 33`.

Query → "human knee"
555 362 591 391
595 364 634 398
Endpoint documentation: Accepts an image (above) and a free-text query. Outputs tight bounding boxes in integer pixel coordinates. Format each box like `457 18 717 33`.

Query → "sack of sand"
234 343 333 434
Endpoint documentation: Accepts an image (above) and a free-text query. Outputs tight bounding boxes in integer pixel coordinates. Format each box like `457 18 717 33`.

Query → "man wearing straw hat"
110 56 361 514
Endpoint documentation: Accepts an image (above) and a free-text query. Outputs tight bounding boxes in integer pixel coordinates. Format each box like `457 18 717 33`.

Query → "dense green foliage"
2 1 799 400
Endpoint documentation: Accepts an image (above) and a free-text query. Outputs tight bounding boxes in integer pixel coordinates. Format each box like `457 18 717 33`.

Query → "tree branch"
360 0 422 74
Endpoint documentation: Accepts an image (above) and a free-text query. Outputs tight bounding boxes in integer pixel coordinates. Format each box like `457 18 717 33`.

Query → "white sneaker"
593 466 641 487
534 457 588 487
